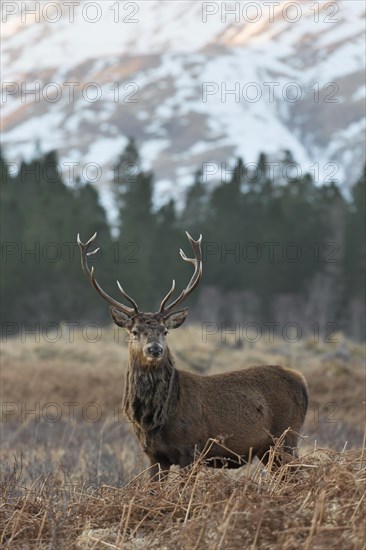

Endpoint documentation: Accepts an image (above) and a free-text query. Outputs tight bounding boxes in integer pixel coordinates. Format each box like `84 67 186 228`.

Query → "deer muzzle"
143 342 163 359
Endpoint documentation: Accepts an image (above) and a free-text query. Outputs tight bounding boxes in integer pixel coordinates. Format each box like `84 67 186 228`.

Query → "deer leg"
258 434 299 469
148 456 171 482
283 432 299 458
178 449 195 469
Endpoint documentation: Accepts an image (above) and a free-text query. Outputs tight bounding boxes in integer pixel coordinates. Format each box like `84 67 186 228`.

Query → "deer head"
77 232 202 365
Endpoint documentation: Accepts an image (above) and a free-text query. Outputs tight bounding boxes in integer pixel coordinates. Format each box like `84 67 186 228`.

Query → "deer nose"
146 343 163 358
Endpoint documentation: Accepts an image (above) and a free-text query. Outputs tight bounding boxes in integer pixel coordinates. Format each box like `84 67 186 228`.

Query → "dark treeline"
1 140 365 340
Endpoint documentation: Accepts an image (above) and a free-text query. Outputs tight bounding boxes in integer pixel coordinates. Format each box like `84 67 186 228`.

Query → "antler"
159 231 202 316
77 232 139 316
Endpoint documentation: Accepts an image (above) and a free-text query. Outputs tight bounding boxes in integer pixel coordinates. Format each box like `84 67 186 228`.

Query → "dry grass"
1 326 365 548
1 443 365 549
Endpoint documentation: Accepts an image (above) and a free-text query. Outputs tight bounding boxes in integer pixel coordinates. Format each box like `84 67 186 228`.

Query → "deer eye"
131 330 138 337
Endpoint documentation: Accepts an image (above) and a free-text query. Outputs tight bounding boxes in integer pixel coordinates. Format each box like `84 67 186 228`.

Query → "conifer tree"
112 139 157 309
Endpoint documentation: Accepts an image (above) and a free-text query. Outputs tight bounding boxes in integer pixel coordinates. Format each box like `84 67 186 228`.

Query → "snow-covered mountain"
1 0 365 198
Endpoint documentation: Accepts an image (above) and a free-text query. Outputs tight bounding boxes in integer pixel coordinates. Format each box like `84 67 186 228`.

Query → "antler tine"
117 281 139 313
159 231 203 316
77 233 138 316
159 279 176 313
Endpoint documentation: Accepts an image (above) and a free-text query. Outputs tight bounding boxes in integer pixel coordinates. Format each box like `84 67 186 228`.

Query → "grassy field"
1 325 365 549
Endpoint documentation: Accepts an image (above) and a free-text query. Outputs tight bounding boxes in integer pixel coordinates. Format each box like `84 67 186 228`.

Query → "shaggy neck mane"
123 347 179 432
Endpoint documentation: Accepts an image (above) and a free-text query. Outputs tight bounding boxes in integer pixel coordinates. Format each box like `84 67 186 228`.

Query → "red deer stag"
77 232 308 479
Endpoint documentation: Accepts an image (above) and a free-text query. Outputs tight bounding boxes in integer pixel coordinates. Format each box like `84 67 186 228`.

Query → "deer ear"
164 308 188 329
109 307 133 328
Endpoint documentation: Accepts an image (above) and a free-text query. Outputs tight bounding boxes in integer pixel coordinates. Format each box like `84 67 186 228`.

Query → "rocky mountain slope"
2 0 365 197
